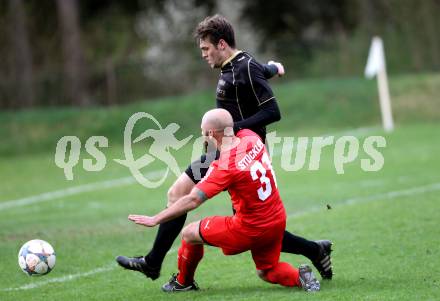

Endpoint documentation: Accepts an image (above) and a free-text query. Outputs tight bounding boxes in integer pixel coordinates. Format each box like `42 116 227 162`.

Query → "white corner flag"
365 36 394 132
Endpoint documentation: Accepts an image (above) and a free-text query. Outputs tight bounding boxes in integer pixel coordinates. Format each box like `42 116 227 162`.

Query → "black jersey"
216 51 277 141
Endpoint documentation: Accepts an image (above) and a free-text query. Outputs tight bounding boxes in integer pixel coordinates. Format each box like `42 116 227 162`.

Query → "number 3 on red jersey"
250 152 278 201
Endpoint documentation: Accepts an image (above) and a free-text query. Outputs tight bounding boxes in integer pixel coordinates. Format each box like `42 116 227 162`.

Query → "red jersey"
196 129 286 230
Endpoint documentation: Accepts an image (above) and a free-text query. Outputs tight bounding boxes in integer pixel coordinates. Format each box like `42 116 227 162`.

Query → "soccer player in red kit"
128 109 320 292
117 14 332 283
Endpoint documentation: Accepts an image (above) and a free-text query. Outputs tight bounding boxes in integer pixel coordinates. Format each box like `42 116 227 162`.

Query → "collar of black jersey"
221 50 243 68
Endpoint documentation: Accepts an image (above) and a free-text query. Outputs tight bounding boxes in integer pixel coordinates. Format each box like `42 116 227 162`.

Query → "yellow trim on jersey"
221 50 243 68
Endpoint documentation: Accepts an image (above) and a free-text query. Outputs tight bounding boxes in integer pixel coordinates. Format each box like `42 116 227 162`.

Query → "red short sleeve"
196 161 233 199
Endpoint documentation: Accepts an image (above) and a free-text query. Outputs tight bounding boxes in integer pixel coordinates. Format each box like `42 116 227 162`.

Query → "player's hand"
268 60 285 77
128 214 158 227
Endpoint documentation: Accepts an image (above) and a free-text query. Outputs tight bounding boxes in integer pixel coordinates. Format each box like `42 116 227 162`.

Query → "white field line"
3 265 115 292
286 182 440 219
2 246 179 292
0 170 168 211
0 126 379 211
3 181 440 292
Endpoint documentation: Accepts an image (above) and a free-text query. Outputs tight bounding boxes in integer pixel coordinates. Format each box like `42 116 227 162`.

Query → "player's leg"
144 172 195 268
145 151 218 270
163 215 251 291
162 221 204 292
258 263 320 292
116 152 217 280
252 221 320 291
257 262 300 287
115 172 194 279
281 231 333 279
252 221 299 287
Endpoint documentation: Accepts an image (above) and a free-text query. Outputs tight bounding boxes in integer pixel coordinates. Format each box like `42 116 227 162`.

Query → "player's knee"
181 223 199 243
166 186 177 206
181 224 192 242
167 176 194 207
167 184 182 206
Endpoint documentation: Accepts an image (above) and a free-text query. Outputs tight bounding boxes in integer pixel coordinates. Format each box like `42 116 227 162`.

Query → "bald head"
201 109 237 151
201 108 234 134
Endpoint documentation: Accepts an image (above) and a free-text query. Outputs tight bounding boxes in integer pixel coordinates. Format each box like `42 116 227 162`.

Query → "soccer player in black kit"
117 14 333 282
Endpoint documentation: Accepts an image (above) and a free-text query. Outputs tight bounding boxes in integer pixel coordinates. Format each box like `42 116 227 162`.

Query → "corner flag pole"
365 36 394 132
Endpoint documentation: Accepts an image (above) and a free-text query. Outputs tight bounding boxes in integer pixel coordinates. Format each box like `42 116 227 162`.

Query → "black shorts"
184 150 220 184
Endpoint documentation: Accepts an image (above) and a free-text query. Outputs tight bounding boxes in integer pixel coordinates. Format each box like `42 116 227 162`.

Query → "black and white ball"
18 239 56 276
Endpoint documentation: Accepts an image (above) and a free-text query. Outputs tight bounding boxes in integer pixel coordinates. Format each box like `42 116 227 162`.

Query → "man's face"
201 126 218 152
199 38 224 68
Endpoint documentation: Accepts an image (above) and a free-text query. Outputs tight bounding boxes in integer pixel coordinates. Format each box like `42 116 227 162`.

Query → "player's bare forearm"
128 188 204 227
155 192 201 224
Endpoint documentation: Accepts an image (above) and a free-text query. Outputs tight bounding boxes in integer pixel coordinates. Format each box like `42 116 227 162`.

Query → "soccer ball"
18 239 56 276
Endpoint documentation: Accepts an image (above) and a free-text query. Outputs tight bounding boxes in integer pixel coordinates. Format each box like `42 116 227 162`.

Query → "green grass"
1 72 439 156
1 73 439 300
1 121 439 300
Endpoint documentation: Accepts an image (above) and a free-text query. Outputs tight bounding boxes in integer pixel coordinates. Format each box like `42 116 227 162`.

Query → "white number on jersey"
250 152 278 201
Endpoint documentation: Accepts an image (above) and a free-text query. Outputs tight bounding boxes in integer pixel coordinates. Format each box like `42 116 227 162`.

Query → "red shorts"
199 216 285 270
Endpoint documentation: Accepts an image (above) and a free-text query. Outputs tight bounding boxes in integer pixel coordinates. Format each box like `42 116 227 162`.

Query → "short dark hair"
194 14 236 48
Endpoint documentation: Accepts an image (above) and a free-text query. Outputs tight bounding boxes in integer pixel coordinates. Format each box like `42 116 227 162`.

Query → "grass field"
1 74 439 300
1 72 439 156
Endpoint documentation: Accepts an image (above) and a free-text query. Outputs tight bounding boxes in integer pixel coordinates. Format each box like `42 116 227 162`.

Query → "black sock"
145 213 187 268
281 230 320 261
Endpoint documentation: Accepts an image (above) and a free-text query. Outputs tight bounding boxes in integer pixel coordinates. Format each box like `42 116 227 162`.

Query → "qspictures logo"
54 112 386 188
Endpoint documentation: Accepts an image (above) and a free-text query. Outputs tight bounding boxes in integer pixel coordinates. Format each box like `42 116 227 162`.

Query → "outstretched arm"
234 99 281 132
262 61 285 78
128 188 207 227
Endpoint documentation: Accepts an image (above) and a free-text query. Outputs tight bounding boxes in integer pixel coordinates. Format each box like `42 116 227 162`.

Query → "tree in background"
354 0 440 72
56 0 89 106
240 0 358 75
7 0 34 107
137 0 263 94
241 0 440 76
0 0 439 108
137 0 209 93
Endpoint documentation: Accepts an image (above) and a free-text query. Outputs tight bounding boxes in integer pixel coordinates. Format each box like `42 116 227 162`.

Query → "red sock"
264 262 301 287
177 239 204 285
